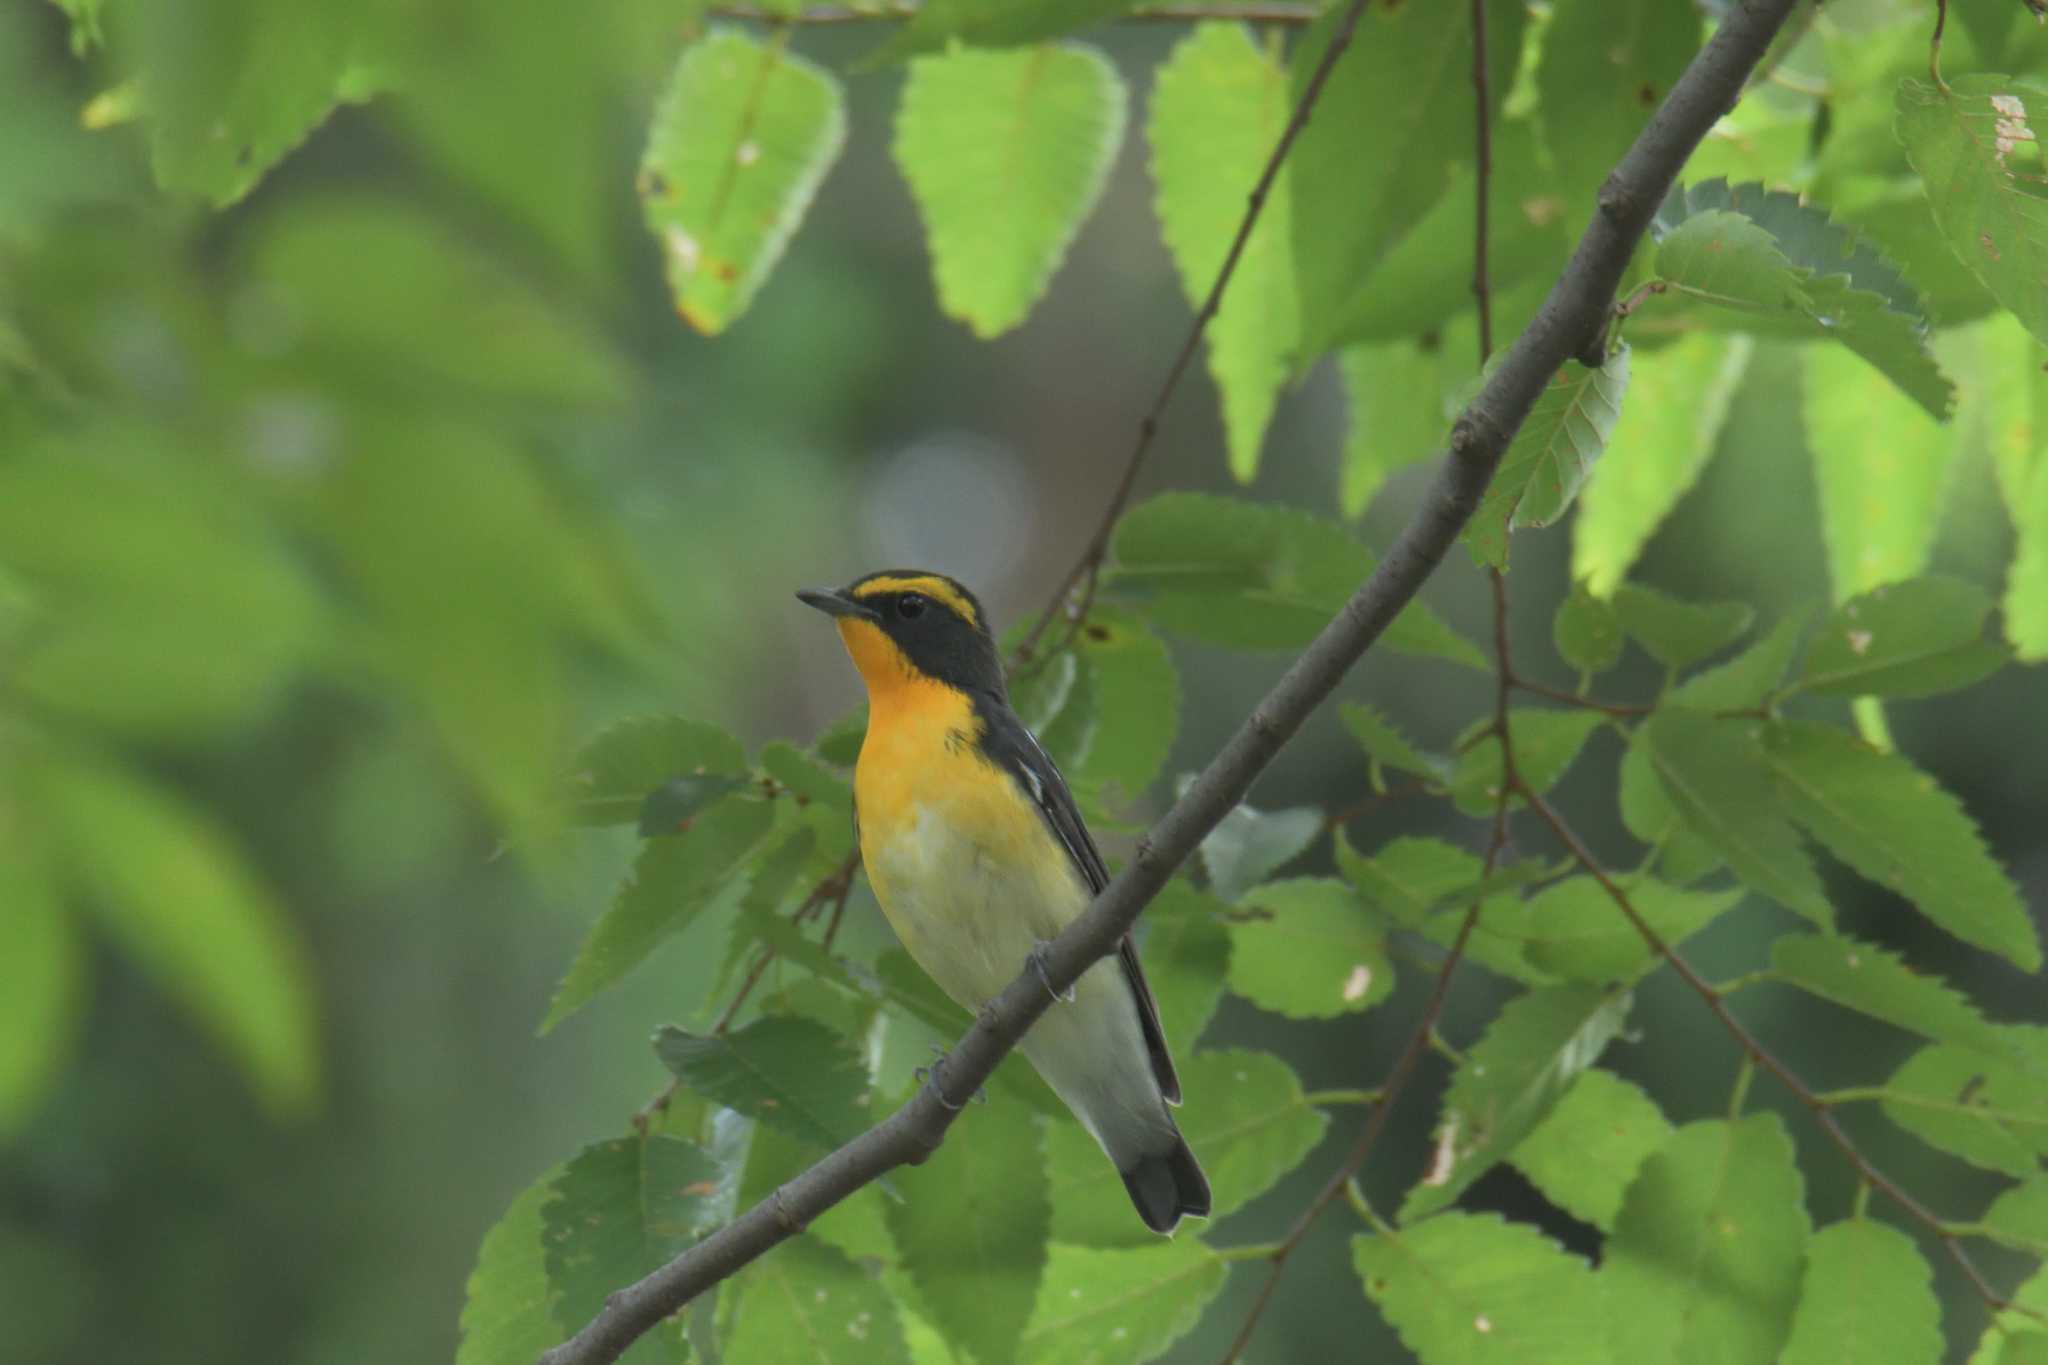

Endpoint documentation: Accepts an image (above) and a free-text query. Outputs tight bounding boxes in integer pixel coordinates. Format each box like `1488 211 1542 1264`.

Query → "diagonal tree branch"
537 2 1801 1360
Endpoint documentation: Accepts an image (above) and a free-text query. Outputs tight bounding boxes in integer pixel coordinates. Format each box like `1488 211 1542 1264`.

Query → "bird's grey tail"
1120 1132 1211 1235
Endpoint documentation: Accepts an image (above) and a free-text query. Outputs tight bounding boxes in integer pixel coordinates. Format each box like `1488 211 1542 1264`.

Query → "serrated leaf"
866 0 1146 60
1969 1263 2048 1365
1984 1178 2048 1257
1450 708 1606 817
1572 334 1752 595
545 795 778 1029
1110 492 1487 669
1668 608 1810 710
1552 585 1625 676
1882 1034 2048 1178
458 1163 565 1365
1339 338 1452 517
1797 576 2009 697
1897 77 2048 346
1618 727 1724 884
1149 22 1296 483
1537 0 1699 222
1019 1240 1226 1365
639 776 751 837
640 30 846 335
1504 876 1742 983
1344 834 1552 985
654 1015 870 1151
1288 0 1524 357
572 717 750 827
1355 1213 1607 1365
1804 344 1958 601
1198 798 1322 902
895 43 1124 338
1402 984 1632 1221
1780 1220 1943 1365
1758 720 2039 969
726 1234 908 1365
1511 1069 1673 1232
543 1135 717 1360
0 846 80 1136
1643 709 1832 923
1229 878 1392 1019
1771 932 2014 1060
887 1097 1048 1365
1140 880 1231 1054
1047 1048 1328 1246
1062 608 1178 803
1612 583 1754 671
1659 179 1926 317
1605 1114 1811 1364
1466 352 1631 570
1339 702 1453 785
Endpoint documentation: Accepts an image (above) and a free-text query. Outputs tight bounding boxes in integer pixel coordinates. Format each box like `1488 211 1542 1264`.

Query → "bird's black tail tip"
1120 1137 1211 1235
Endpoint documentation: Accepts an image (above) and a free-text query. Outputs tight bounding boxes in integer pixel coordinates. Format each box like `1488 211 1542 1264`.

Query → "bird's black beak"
797 586 880 622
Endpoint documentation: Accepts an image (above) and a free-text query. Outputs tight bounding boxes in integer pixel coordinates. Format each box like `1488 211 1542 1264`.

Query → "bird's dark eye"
897 594 928 620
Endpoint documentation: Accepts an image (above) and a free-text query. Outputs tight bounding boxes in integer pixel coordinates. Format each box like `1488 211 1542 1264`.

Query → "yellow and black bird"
799 570 1210 1234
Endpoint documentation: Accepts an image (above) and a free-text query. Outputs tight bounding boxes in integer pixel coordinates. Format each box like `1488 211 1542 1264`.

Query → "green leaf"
725 1234 908 1365
1402 984 1632 1221
1149 22 1297 483
543 1135 718 1358
458 1163 566 1365
1771 932 2014 1059
1339 702 1453 786
1288 0 1524 357
1057 608 1178 804
2008 460 2048 664
1572 334 1752 595
895 43 1125 338
887 1097 1048 1365
1229 878 1393 1019
1667 608 1810 711
866 0 1145 59
1781 1220 1943 1365
1897 77 2048 346
1047 1048 1329 1246
1506 876 1742 983
545 795 778 1028
1552 585 1625 676
1450 708 1606 817
1643 710 1831 923
1969 1263 2048 1365
1617 727 1723 884
1339 338 1453 518
1612 583 1754 671
1198 797 1322 902
1355 1214 1606 1365
1110 492 1486 668
1466 352 1631 570
1537 0 1700 222
1984 1177 2048 1257
1758 720 2039 969
1344 835 1551 985
1139 880 1231 1054
1019 1240 1226 1365
38 751 318 1116
1796 576 2009 697
0 843 80 1136
1604 1114 1811 1364
1882 1034 2048 1178
1511 1069 1674 1233
1659 179 1927 318
1977 313 2048 659
640 29 847 335
1804 343 1958 601
654 1015 870 1151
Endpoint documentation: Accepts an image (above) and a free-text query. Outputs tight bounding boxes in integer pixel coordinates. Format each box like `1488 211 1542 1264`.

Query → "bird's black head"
797 570 1006 699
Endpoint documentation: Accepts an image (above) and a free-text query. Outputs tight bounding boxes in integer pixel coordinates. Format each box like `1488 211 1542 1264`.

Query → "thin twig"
1930 0 1952 92
1510 675 1654 716
1324 780 1430 831
537 3 1801 1356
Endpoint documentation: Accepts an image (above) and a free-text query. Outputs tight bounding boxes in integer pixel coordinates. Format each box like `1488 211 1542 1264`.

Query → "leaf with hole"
1881 1033 2048 1178
1796 576 2008 697
1229 878 1392 1019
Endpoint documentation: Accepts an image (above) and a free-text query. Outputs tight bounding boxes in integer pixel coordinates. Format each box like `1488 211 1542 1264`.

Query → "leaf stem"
1301 1087 1383 1107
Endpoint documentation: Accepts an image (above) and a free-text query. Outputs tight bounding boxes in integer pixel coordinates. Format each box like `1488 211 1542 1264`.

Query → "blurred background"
2 1 2043 1361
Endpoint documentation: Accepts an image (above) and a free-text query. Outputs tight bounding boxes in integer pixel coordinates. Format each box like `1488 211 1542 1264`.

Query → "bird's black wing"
974 696 1182 1104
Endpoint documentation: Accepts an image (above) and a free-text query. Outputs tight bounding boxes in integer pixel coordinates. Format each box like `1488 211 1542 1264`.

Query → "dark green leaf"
1612 583 1754 671
1881 1034 2048 1177
638 776 751 837
724 1234 907 1365
887 1096 1048 1365
0 843 79 1135
1111 492 1486 668
1617 726 1723 884
1552 585 1625 676
1466 352 1631 570
1668 608 1810 710
1537 0 1699 222
1198 797 1322 902
1510 1069 1673 1232
545 795 777 1029
1339 702 1453 786
458 1162 566 1365
1401 984 1632 1221
1450 708 1606 817
1796 576 2008 697
1505 876 1741 982
641 30 846 335
1229 878 1393 1019
1643 710 1831 923
1605 1114 1811 1363
867 0 1144 59
1781 1220 1943 1365
895 43 1125 339
1139 880 1231 1053
1355 1214 1605 1365
1759 720 2039 969
1771 933 2015 1059
1048 1048 1329 1246
654 1015 870 1151
1019 1240 1226 1365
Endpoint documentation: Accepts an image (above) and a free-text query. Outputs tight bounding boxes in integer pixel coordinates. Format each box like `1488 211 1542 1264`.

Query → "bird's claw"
1030 941 1077 1004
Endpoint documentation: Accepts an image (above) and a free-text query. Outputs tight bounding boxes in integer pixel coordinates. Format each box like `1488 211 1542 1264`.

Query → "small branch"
538 2 1801 1357
705 2 1319 25
1324 780 1430 830
1510 675 1654 717
1930 0 1952 92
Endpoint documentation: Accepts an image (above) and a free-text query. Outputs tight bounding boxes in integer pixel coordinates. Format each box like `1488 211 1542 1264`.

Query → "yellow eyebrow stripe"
851 574 981 628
